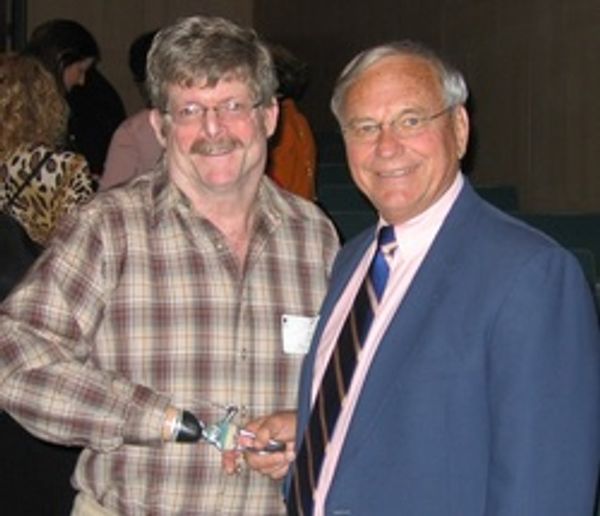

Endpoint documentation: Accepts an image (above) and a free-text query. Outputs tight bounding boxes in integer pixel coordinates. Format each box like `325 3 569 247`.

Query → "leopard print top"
0 143 96 245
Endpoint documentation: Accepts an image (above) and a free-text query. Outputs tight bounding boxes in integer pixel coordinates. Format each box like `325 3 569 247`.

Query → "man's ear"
453 105 470 160
149 108 168 147
262 97 279 138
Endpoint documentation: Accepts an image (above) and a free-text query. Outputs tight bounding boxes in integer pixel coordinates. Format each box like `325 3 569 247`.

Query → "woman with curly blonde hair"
0 52 95 516
0 53 69 156
0 52 95 249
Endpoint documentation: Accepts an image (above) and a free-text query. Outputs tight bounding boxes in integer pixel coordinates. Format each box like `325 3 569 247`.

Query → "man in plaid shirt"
0 15 338 515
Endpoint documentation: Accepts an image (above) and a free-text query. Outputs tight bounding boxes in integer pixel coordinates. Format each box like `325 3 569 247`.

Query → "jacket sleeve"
485 246 600 515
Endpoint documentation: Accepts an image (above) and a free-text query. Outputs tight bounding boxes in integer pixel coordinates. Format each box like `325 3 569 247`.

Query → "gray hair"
146 15 278 112
331 40 468 122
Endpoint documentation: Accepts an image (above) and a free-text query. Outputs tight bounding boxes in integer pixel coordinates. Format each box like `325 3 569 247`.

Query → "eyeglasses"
342 106 454 142
164 99 262 126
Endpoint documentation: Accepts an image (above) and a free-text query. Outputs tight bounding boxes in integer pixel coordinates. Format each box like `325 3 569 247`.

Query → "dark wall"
254 0 600 213
255 1 449 132
1 0 27 51
23 0 600 213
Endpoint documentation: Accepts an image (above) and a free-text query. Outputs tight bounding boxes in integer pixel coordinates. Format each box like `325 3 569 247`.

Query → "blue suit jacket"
291 181 600 515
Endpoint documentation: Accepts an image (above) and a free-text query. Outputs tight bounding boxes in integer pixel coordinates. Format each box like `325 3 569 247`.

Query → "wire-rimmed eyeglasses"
342 106 454 142
164 99 262 126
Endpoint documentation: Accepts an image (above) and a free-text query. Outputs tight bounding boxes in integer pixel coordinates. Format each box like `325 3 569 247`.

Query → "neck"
169 164 264 266
211 203 256 267
188 183 260 267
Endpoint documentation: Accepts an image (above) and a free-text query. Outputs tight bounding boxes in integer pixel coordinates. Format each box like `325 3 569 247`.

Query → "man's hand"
221 410 297 480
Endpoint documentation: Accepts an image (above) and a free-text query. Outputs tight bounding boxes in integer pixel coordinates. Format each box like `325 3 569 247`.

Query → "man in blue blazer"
238 40 600 516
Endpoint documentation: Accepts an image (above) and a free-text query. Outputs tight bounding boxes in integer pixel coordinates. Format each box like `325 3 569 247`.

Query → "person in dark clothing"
0 51 95 516
67 66 126 174
23 18 126 175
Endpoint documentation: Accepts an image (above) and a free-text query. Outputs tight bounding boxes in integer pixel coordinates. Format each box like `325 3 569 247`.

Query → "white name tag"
281 314 319 354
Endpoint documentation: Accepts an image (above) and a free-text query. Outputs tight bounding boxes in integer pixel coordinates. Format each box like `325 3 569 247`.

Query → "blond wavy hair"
0 53 69 161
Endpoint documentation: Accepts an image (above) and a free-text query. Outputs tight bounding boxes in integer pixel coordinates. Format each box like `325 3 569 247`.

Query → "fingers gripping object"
237 428 287 454
202 406 285 454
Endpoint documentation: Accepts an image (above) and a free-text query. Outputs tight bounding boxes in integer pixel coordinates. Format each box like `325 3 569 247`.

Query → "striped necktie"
288 225 397 516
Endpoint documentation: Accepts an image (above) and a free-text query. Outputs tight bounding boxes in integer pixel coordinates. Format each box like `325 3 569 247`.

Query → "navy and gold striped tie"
288 225 397 516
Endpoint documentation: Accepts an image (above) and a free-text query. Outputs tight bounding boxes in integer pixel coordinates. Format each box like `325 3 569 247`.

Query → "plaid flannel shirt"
0 166 339 515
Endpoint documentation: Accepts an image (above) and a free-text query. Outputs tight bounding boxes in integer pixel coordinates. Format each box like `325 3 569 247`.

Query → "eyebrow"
347 107 428 123
174 94 248 106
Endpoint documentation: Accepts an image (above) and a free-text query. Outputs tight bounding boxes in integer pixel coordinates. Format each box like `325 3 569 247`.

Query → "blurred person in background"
101 29 162 190
0 51 95 515
265 43 317 200
0 52 95 295
23 18 126 176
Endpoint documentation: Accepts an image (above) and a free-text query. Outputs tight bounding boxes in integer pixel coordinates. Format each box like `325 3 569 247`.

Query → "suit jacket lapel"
340 181 482 458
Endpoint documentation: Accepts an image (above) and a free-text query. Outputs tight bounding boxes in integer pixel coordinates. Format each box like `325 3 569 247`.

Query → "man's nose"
201 108 225 137
375 125 406 157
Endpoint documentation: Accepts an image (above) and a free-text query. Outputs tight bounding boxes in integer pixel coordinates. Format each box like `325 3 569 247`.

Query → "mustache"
190 137 242 156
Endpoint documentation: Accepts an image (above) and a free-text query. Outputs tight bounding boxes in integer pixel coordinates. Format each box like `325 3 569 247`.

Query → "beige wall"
27 0 253 115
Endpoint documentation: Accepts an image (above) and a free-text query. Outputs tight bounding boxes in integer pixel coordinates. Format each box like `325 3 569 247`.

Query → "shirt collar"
147 165 286 235
378 172 464 258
